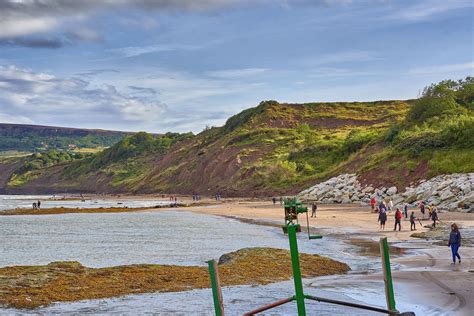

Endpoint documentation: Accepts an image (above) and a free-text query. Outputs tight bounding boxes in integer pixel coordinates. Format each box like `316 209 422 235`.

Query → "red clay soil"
358 159 430 190
307 117 386 129
142 136 276 196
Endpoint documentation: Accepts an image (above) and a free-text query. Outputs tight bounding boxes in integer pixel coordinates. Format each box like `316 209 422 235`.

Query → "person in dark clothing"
272 197 276 205
448 223 461 264
37 200 41 209
410 212 417 231
378 211 387 230
403 204 408 219
379 201 388 213
431 208 439 227
394 208 402 231
311 202 317 217
420 202 426 219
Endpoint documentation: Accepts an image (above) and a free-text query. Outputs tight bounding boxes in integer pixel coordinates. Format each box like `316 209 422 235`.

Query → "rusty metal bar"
305 295 397 314
243 296 295 315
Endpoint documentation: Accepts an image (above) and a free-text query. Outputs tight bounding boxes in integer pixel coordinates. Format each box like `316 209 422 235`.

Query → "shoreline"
1 199 473 314
182 202 474 315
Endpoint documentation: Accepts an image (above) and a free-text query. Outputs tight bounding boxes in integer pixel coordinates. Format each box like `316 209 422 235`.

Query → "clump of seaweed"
0 247 349 309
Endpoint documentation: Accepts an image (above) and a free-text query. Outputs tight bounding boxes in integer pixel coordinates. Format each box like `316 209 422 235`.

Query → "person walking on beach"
448 223 462 264
420 202 426 219
410 212 417 231
378 210 387 230
32 202 37 210
388 199 393 212
403 204 408 219
272 197 276 205
370 197 376 212
37 200 41 209
431 207 439 228
311 202 317 217
394 208 402 231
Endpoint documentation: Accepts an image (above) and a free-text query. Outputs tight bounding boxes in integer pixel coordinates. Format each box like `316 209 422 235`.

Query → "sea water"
0 209 434 315
0 195 172 211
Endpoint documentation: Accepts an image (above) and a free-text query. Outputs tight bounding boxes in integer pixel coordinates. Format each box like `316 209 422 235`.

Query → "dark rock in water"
218 253 233 265
411 223 473 246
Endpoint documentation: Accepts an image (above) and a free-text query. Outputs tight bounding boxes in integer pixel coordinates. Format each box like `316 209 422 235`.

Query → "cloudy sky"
0 0 472 133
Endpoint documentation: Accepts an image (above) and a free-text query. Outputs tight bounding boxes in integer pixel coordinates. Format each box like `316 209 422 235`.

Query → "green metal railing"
207 197 413 315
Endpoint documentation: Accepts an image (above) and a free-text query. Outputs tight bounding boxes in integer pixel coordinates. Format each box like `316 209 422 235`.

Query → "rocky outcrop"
300 173 474 212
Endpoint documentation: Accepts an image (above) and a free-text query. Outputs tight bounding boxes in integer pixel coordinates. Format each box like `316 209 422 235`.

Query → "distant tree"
407 77 472 123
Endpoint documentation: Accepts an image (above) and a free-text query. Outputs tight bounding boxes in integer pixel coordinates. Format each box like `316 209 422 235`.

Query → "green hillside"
0 124 132 152
1 78 472 195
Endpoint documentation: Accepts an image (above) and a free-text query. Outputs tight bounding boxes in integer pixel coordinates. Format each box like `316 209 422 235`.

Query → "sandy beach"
182 200 474 315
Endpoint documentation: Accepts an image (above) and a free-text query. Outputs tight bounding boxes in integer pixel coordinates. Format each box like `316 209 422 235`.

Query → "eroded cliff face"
1 100 414 196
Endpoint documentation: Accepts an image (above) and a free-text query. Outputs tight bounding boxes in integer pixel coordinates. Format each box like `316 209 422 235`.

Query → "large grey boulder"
299 172 473 212
386 186 398 196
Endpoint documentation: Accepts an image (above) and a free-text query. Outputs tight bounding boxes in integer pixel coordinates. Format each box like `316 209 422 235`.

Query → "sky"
0 0 473 133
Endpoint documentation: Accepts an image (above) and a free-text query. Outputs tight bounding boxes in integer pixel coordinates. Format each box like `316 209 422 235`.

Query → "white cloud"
389 0 472 21
110 44 201 58
140 69 265 105
68 28 103 43
0 0 361 42
206 68 268 78
302 51 380 67
0 17 58 38
0 65 167 126
307 67 375 78
408 62 474 75
0 112 33 124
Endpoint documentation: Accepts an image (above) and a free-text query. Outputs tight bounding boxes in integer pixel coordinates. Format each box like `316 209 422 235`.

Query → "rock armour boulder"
299 173 474 212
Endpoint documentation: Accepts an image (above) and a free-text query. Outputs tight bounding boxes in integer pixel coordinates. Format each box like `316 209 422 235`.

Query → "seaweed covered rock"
0 248 349 309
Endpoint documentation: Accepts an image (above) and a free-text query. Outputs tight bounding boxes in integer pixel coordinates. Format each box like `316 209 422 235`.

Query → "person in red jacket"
370 197 376 212
394 208 402 231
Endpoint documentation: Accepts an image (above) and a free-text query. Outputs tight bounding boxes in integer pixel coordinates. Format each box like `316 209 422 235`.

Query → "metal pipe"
305 295 397 314
243 296 295 315
207 259 225 316
305 208 310 239
380 237 397 313
288 224 306 315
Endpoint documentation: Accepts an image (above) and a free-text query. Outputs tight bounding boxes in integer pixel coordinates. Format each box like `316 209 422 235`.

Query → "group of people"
373 198 462 264
32 200 41 210
192 194 202 201
373 198 439 231
370 198 394 213
272 196 285 206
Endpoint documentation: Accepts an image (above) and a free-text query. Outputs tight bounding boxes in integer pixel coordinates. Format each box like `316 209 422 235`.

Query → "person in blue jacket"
448 223 462 264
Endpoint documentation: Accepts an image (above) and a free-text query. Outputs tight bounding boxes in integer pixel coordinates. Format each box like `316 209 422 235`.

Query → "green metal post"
287 224 306 316
379 237 396 314
207 259 225 316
